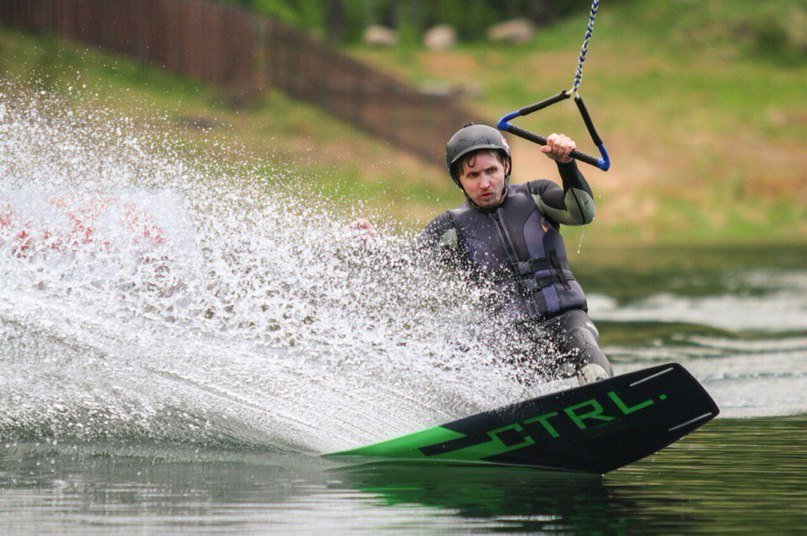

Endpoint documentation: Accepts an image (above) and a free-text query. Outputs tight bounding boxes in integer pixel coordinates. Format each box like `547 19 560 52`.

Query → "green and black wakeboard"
325 363 719 473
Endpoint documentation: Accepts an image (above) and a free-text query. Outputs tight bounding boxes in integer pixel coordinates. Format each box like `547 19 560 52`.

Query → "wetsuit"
420 161 612 379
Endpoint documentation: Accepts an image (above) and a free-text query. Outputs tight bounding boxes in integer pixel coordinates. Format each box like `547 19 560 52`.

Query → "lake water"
3 417 806 533
1 90 806 533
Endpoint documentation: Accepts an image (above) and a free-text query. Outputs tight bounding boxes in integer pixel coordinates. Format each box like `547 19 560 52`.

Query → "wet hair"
450 149 510 182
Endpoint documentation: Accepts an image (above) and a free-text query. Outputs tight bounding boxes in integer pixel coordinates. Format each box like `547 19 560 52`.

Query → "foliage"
225 0 603 43
226 0 807 63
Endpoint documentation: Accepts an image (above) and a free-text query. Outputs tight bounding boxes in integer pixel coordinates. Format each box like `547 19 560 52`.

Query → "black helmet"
445 124 511 185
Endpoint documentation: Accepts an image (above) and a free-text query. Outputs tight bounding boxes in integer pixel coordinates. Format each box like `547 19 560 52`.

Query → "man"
419 123 612 385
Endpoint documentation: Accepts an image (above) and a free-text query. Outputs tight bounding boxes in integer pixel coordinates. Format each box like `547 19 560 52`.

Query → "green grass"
1 0 805 243
350 0 807 242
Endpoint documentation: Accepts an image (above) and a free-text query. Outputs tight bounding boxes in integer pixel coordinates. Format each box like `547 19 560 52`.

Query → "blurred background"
1 0 805 241
1 4 806 532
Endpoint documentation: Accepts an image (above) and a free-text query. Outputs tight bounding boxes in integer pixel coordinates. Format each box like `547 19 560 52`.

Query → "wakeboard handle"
497 90 611 171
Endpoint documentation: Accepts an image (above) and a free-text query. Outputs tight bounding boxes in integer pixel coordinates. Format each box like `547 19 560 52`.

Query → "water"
1 89 806 533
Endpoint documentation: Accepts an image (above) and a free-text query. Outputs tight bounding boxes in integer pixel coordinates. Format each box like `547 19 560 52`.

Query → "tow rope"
497 0 610 171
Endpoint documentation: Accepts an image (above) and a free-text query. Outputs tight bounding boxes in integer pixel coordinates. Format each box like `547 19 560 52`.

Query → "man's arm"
531 132 596 226
414 211 469 271
417 211 458 251
529 160 595 226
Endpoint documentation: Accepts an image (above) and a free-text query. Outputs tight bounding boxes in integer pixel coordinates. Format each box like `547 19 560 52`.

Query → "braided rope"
571 0 600 95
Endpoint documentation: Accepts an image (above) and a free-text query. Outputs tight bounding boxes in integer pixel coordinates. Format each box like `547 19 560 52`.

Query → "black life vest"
448 182 588 320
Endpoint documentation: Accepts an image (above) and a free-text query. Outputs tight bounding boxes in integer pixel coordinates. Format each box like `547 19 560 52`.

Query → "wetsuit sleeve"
413 211 465 269
528 161 595 226
417 211 458 251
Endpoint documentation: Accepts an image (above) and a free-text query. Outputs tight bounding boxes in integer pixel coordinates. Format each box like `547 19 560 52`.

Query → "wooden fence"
0 0 485 165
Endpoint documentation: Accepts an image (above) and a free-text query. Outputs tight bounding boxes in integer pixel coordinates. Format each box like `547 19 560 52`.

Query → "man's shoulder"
425 199 475 226
424 210 453 231
421 208 464 250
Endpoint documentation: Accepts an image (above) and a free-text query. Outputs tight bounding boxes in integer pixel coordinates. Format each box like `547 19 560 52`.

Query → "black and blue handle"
497 90 611 171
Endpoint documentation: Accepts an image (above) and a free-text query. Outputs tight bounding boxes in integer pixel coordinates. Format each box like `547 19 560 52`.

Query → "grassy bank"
1 0 805 244
352 0 807 243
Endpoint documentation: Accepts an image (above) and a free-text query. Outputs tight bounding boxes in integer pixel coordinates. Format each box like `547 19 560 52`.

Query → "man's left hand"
541 133 576 164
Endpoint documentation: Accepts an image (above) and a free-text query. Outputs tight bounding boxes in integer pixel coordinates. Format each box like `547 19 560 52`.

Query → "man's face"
457 151 509 209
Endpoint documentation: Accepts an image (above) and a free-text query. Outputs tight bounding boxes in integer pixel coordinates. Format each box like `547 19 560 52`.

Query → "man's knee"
560 310 612 375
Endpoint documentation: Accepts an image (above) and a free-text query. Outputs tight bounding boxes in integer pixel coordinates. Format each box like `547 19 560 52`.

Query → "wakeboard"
325 363 718 473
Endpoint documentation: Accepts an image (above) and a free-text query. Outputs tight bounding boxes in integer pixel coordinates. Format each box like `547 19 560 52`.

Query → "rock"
417 80 456 97
423 24 457 50
487 18 535 44
418 81 484 99
363 25 398 47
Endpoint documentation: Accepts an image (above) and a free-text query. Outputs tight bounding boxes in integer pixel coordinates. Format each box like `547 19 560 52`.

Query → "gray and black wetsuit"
420 161 612 378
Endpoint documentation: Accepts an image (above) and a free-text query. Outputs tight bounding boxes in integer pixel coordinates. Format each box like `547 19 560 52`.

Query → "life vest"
448 182 587 320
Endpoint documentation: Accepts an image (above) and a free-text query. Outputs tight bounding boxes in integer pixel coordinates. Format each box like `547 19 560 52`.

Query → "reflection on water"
2 417 805 533
333 418 807 533
609 418 807 534
333 462 631 533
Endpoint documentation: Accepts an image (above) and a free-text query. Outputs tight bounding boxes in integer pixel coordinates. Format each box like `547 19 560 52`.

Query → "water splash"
0 87 560 452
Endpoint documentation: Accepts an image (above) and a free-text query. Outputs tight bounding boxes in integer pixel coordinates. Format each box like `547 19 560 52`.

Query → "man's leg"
548 309 613 379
